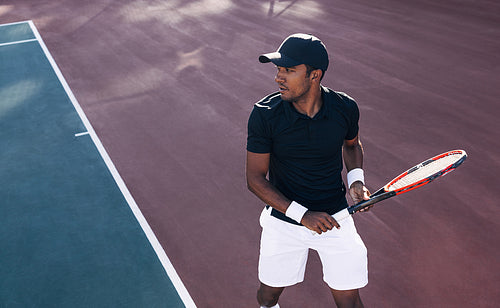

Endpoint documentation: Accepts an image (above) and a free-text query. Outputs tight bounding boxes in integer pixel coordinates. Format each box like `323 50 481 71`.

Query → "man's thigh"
312 214 368 290
258 207 310 287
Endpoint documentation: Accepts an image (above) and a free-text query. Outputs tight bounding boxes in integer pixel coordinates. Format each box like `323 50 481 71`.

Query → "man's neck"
292 86 323 118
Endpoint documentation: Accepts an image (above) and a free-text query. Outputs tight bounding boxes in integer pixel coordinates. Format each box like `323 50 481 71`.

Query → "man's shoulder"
322 86 359 116
254 92 283 111
250 92 286 122
323 86 357 106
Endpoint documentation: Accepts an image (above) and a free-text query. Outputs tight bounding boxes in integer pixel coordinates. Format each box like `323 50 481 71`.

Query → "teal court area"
0 21 195 308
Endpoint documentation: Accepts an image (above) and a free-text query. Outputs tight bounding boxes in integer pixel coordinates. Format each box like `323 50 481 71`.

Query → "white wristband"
285 201 308 224
347 168 364 188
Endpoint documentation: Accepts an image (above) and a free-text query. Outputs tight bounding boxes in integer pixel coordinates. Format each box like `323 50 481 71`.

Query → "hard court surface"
1 1 499 307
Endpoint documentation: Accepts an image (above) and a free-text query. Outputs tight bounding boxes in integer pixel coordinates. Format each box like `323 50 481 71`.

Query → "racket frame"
347 149 467 214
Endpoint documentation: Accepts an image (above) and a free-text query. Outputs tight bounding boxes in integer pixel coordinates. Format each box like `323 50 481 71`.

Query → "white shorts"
258 207 368 290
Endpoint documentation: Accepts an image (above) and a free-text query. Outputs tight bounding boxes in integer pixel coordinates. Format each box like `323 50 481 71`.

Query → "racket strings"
388 154 461 190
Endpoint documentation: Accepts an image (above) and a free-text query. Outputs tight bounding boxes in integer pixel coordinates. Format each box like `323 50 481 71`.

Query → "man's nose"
275 71 284 83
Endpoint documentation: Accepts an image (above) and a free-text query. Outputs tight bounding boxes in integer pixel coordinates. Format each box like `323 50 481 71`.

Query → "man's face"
274 64 312 102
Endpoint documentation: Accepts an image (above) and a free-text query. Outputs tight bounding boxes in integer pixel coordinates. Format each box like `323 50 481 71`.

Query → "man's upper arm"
246 151 270 181
343 134 363 171
344 134 360 148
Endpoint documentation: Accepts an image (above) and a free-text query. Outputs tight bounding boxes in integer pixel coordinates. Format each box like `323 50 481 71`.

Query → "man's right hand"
300 211 340 234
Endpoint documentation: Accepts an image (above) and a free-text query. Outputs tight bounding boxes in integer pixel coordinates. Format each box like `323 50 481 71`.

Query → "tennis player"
246 33 371 307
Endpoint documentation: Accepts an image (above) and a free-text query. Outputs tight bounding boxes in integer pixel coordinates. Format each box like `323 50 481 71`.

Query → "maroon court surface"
2 1 499 307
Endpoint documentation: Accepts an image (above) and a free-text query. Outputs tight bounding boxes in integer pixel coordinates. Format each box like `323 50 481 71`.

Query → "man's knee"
331 288 364 308
257 283 284 307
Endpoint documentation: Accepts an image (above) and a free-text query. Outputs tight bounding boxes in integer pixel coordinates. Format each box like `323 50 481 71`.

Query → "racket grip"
332 208 351 222
349 191 396 213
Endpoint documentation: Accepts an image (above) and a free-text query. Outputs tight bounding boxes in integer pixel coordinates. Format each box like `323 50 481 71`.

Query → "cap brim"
259 52 301 68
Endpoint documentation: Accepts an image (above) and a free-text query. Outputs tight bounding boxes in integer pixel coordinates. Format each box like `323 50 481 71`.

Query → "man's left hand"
349 181 371 211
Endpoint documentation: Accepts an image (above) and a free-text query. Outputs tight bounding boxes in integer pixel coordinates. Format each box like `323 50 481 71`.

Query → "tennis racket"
331 149 467 223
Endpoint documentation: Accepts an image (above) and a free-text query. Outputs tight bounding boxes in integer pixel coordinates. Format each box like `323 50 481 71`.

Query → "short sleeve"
246 106 272 153
345 104 359 140
342 94 360 140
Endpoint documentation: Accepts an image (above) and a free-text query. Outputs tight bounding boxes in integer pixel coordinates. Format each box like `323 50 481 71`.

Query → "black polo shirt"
247 86 360 225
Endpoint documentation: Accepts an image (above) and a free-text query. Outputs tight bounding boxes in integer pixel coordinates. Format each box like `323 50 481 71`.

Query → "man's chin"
279 93 291 101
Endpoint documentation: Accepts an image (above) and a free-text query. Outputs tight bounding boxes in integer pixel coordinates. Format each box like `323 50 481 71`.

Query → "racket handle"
348 191 396 214
332 208 351 222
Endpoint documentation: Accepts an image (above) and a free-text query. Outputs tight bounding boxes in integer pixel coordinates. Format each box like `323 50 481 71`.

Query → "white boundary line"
74 131 90 137
0 38 37 47
0 20 36 47
0 20 32 27
22 20 196 308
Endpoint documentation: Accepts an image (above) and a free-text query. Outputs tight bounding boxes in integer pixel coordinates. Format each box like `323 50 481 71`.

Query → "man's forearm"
343 140 364 171
247 175 291 214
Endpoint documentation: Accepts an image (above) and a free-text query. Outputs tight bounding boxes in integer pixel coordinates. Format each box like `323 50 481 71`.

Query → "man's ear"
311 69 322 81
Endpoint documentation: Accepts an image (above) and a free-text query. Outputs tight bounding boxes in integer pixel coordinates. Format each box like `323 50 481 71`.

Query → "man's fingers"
363 187 371 200
303 212 341 234
350 183 371 204
321 213 341 230
326 215 340 229
315 219 332 232
314 215 340 232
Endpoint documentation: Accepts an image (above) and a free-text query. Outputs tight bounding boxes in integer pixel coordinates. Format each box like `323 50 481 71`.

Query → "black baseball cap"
259 33 329 71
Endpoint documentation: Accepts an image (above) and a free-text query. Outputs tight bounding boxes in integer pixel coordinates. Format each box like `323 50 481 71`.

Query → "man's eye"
276 67 294 73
